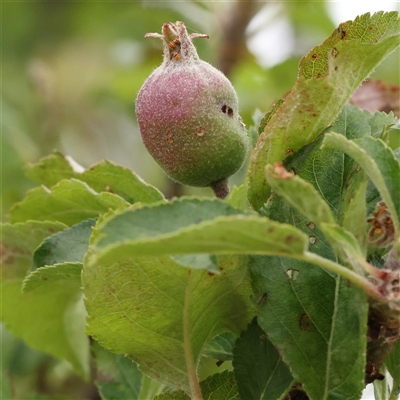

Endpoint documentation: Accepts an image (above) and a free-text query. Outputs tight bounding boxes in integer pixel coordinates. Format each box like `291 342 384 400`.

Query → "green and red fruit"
135 21 249 198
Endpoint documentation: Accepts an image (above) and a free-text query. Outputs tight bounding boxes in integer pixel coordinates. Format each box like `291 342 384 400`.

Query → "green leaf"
1 279 89 377
373 377 388 400
24 151 164 204
263 105 399 274
0 369 12 400
203 331 237 362
172 254 219 273
32 218 96 270
386 341 400 396
299 12 400 79
154 390 190 400
96 197 244 243
1 221 67 281
251 105 373 399
355 136 400 218
261 104 372 222
232 318 294 400
10 179 129 226
155 371 239 400
199 371 239 400
247 11 400 210
92 341 166 400
265 158 368 274
265 164 336 226
250 255 368 400
258 99 284 136
341 179 369 255
88 197 373 296
91 198 308 266
1 220 89 376
84 251 252 393
22 262 82 292
225 184 251 211
321 133 400 235
319 223 368 275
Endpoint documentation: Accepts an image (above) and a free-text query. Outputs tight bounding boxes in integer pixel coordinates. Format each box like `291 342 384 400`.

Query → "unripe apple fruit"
135 21 249 198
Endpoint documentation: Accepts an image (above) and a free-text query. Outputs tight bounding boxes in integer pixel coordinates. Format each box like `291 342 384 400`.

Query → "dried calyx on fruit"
135 21 249 198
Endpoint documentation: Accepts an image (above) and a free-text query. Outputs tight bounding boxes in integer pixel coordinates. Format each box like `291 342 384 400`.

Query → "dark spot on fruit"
334 66 338 71
285 148 294 155
299 313 311 331
267 227 274 233
42 276 48 281
309 235 317 245
208 272 215 277
221 104 233 117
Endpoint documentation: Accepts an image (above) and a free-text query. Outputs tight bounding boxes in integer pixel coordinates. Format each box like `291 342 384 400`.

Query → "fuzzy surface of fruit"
135 21 249 191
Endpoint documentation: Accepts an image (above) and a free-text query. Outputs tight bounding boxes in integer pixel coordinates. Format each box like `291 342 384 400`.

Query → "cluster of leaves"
1 11 400 400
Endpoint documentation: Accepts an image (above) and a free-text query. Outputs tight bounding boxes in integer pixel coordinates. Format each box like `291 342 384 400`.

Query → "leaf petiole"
183 270 204 400
298 251 383 300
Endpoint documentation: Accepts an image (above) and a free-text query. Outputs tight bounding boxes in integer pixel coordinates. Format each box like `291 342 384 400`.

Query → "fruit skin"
135 21 249 189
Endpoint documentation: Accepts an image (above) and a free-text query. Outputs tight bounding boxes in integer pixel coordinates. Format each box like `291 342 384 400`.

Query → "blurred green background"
1 1 399 399
3 0 399 217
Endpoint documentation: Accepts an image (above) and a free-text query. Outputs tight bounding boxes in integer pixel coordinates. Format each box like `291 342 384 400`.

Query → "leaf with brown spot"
248 11 400 210
1 221 66 280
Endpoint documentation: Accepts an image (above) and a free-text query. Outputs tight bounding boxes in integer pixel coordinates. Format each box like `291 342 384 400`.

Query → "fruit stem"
210 179 229 199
